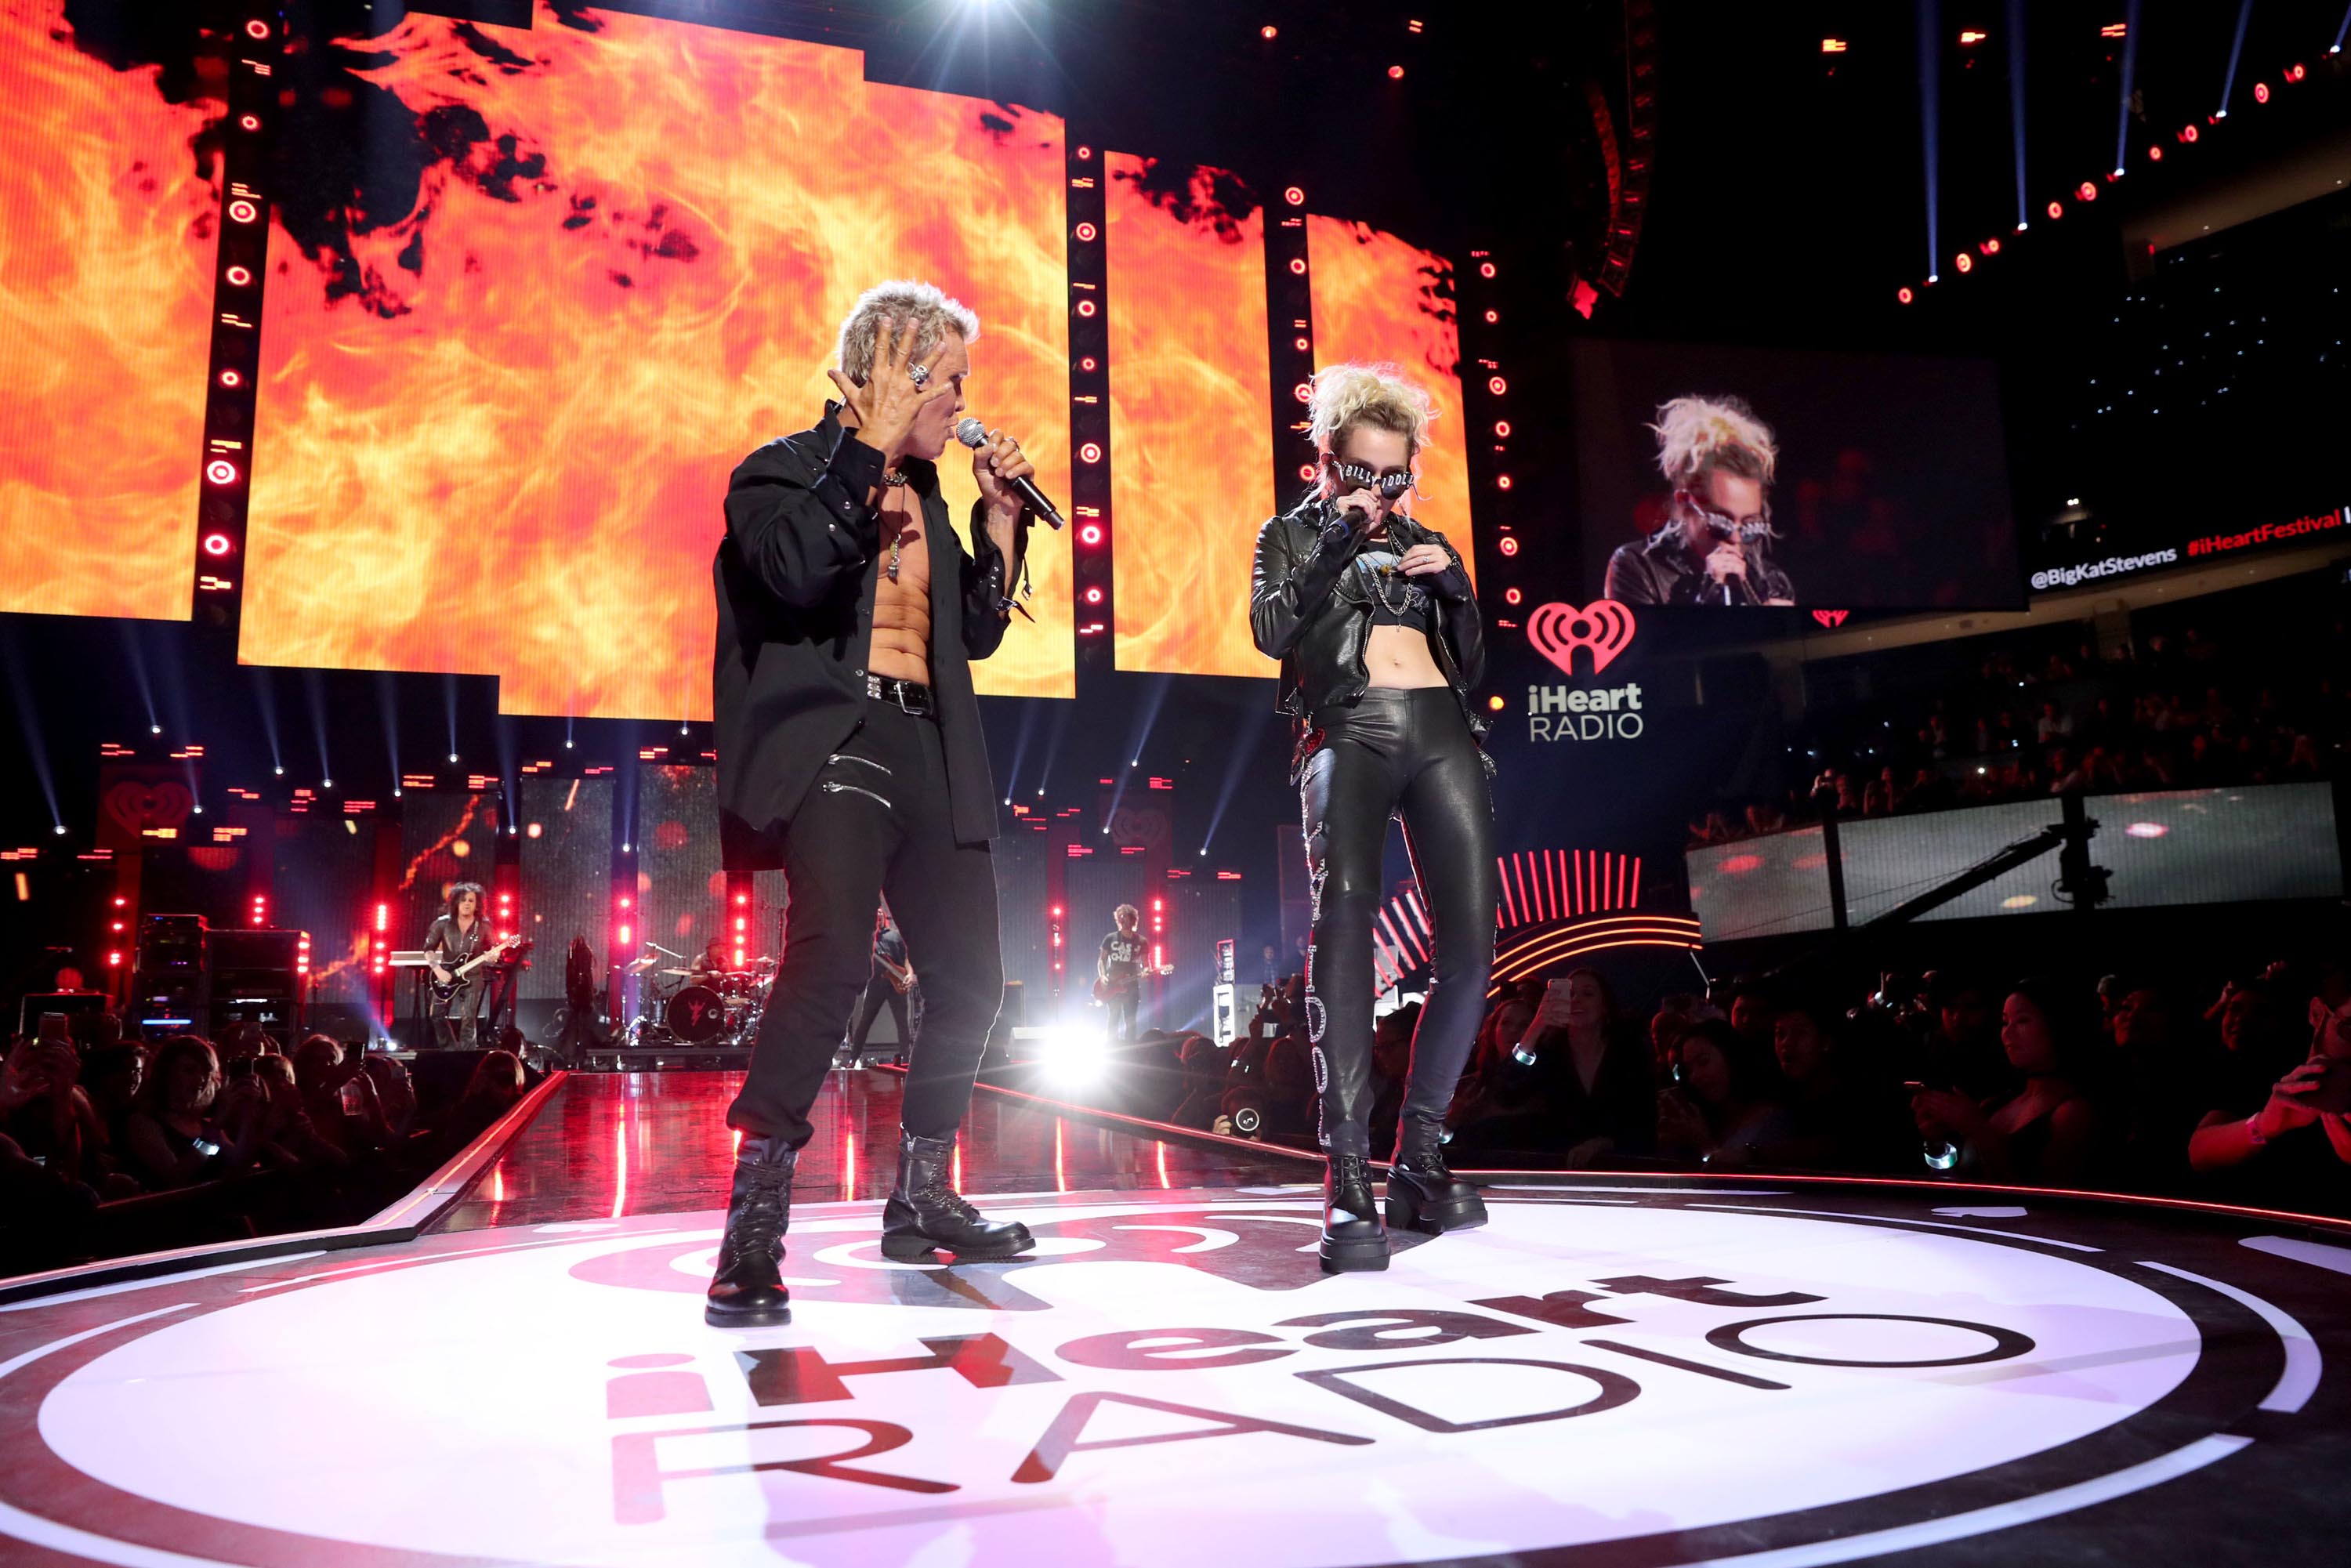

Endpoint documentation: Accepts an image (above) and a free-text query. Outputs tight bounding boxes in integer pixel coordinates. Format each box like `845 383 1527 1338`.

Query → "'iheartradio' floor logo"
1527 600 1636 678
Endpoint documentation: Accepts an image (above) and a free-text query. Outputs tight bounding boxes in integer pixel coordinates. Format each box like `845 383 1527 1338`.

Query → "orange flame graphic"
0 0 216 621
397 793 490 892
308 929 371 990
1306 217 1476 583
238 4 1072 712
1104 155 1277 680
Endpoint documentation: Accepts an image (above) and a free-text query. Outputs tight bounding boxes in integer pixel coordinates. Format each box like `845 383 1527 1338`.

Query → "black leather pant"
730 705 1002 1146
1299 686 1498 1157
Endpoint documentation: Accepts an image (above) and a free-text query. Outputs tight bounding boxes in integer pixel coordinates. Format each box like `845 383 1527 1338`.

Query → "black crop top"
1351 547 1436 634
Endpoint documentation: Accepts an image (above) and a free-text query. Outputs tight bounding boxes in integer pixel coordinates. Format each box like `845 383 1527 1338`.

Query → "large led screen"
0 0 214 621
1105 156 1276 679
238 4 1074 711
1306 216 1475 582
1575 340 2020 610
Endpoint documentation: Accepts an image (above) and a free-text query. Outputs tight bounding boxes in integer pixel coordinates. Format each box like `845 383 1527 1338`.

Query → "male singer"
706 281 1042 1327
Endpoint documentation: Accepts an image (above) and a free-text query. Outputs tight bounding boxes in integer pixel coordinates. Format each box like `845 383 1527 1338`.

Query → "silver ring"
907 364 930 388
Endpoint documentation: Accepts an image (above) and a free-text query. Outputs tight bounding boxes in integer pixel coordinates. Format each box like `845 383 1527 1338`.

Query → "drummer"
688 937 730 982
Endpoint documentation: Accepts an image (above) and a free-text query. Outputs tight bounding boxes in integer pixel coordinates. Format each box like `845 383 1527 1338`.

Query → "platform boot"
1385 1114 1488 1233
1319 1153 1390 1273
705 1135 798 1327
879 1131 1036 1262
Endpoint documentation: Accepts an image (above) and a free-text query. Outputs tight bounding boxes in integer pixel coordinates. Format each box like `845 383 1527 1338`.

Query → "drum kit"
618 951 777 1049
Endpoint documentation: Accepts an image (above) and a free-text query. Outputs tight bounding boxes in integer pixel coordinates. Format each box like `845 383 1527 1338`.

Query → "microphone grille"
955 417 987 448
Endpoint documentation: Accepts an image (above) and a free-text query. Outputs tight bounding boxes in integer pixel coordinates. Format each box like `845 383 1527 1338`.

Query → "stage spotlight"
1085 586 1103 604
52 824 65 835
1387 65 1404 79
1504 587 1523 605
448 752 458 762
2180 124 2200 142
1283 186 1304 206
2048 200 2064 219
2077 182 2097 201
1981 237 2001 255
1496 475 1512 491
2149 146 2162 161
1897 287 1914 304
1036 1021 1109 1086
1487 695 1505 712
149 723 161 735
1494 420 1512 437
273 766 283 777
1198 846 1206 856
2253 82 2269 104
1079 523 1103 545
1954 252 1972 273
1498 537 1519 556
323 777 333 789
1260 24 1276 39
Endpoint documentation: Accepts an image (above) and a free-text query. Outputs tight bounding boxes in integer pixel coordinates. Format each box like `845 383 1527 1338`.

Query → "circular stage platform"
3 1176 2346 1566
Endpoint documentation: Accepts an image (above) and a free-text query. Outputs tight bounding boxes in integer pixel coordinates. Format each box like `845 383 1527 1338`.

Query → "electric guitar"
428 935 529 1005
1091 962 1172 1004
877 951 916 995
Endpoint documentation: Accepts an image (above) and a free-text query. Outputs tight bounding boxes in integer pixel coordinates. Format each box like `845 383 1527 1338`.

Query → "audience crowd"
1129 948 2351 1218
1688 603 2349 846
1 1010 534 1270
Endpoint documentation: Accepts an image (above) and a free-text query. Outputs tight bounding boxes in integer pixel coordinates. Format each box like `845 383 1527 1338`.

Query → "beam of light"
0 632 62 829
1918 0 1942 278
2218 0 2256 118
1197 697 1272 856
302 670 331 789
443 671 459 767
118 623 158 733
1101 672 1172 831
375 672 400 795
2117 0 2145 168
253 666 283 776
1002 697 1040 805
2005 0 2029 227
497 714 519 835
2335 2 2351 54
1034 700 1072 807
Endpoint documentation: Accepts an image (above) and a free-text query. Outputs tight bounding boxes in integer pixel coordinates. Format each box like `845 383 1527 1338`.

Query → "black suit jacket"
712 404 1022 869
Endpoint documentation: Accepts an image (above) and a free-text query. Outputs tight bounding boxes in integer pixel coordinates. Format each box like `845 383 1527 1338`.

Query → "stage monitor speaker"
16 990 110 1036
132 914 209 1036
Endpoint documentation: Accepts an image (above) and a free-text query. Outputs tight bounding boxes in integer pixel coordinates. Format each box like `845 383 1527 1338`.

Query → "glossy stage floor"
4 1070 2349 1567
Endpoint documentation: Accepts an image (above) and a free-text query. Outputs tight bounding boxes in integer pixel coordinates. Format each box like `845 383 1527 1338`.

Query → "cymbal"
624 958 661 973
659 968 701 977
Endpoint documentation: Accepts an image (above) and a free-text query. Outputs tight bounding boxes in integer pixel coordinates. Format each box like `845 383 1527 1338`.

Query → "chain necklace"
881 473 911 582
1360 539 1425 618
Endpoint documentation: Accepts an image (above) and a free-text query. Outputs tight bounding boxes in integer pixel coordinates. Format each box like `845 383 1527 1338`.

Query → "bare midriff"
868 485 930 685
1364 625 1449 689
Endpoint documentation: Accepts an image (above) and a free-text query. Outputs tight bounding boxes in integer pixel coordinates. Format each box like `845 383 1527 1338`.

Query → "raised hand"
971 427 1036 523
826 317 956 465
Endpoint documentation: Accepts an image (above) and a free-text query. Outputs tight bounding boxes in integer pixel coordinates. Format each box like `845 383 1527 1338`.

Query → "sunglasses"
1330 460 1415 502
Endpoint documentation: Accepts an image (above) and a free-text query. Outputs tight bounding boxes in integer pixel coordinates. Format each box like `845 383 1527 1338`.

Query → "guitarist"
849 906 917 1064
1096 904 1149 1042
424 882 494 1049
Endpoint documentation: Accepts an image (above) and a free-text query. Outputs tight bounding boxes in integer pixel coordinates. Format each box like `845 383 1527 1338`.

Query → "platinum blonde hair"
1650 395 1777 492
1307 361 1436 461
835 281 980 386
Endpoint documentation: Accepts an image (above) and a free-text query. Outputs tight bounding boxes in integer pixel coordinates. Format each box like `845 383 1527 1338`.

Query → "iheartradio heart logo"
1811 609 1850 628
1526 600 1636 678
103 780 194 835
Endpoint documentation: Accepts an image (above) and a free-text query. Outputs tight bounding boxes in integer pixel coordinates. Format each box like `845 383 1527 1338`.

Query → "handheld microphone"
957 418 1064 530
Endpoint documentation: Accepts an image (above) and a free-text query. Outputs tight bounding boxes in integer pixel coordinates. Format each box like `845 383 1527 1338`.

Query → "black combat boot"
1385 1114 1488 1233
879 1131 1036 1262
705 1135 798 1327
1319 1153 1390 1273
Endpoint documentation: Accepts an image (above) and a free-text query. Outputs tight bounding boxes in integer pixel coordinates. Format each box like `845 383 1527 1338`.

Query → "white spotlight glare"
52 824 67 835
273 766 284 777
323 777 333 789
448 752 459 763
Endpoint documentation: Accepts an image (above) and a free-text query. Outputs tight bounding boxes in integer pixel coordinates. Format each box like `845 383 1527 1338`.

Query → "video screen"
1574 340 2020 611
0 0 215 621
516 774 611 1000
237 5 1074 712
1686 784 2342 943
1105 156 1277 679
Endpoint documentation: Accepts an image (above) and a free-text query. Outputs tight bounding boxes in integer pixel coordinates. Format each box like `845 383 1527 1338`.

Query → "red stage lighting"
1487 376 1507 395
226 199 259 224
2047 200 2064 219
1494 420 1512 437
1283 186 1304 206
2077 182 2098 201
1298 464 1316 481
1261 25 1276 40
1496 475 1513 491
1387 65 1404 79
204 459 238 485
1479 262 1496 278
201 533 232 556
1483 309 1498 323
1896 286 1914 304
1288 258 1307 275
1504 587 1523 605
1498 536 1520 557
2253 81 2270 104
2287 63 2306 82
2148 145 2162 161
1078 356 1096 372
244 18 270 38
1073 221 1096 242
1294 335 1310 350
1074 299 1095 317
1084 586 1103 604
219 368 242 388
2179 124 2200 142
1487 695 1505 712
225 266 252 286
1078 523 1103 545
237 114 259 131
1954 252 1972 273
1078 442 1102 464
1980 237 2001 255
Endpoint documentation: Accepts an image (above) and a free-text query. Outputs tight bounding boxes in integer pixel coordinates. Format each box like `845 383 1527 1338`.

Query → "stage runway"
2 1071 2348 1566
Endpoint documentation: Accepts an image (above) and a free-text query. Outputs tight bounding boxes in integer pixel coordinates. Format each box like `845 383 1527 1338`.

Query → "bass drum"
667 984 728 1043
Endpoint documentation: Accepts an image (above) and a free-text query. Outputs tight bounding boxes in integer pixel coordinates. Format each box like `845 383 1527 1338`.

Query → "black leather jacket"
1251 496 1487 768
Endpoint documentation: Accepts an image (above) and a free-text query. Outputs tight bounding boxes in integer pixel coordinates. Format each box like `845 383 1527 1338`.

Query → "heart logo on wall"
1526 600 1636 678
103 781 194 835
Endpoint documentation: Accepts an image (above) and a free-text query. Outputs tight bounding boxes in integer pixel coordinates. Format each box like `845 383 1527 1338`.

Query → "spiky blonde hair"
1650 395 1777 491
1307 361 1437 460
835 280 980 386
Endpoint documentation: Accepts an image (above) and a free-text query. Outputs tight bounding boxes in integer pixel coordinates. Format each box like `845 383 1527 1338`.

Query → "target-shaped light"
205 458 239 485
226 199 259 223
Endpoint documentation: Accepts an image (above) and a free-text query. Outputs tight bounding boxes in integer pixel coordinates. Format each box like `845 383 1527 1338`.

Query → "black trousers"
1300 686 1498 1157
1103 985 1138 1041
853 975 911 1048
431 980 485 1050
730 704 1002 1146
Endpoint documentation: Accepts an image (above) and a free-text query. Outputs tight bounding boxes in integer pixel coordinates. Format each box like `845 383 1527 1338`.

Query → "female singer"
1250 362 1498 1272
